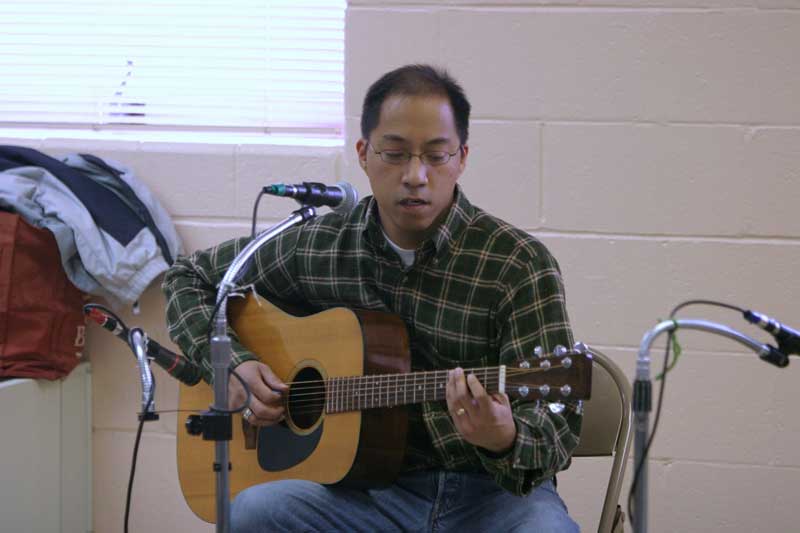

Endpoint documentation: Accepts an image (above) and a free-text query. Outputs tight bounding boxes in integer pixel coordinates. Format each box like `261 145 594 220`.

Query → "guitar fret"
329 377 334 414
333 377 338 414
328 379 336 413
339 377 344 414
325 376 331 414
338 377 352 413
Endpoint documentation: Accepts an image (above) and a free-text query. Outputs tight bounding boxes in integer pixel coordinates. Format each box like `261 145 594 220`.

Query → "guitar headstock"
505 342 592 401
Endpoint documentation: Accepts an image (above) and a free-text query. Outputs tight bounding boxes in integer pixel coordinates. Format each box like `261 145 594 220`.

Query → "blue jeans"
231 470 579 532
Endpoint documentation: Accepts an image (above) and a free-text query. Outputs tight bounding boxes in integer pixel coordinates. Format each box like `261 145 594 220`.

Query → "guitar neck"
325 366 505 414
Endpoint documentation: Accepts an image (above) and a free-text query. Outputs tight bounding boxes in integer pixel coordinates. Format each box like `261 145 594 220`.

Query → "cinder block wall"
344 2 799 532
2 1 799 531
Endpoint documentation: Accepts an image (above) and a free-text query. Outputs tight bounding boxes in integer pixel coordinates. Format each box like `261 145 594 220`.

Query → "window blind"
0 0 345 135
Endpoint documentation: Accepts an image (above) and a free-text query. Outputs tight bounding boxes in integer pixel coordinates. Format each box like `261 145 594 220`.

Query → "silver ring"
243 407 253 420
456 407 466 416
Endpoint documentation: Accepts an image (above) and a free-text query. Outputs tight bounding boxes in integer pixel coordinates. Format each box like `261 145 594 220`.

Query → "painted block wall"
1 1 799 531
344 2 800 531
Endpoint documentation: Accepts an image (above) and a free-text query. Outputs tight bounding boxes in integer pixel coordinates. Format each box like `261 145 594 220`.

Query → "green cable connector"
655 319 682 381
265 183 287 195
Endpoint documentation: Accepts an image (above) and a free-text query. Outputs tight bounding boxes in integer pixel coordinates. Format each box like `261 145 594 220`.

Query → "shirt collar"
361 184 475 260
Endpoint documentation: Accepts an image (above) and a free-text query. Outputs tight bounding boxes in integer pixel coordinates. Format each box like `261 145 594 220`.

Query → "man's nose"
402 155 429 187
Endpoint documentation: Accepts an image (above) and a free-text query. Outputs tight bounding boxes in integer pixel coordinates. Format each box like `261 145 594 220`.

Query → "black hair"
360 64 471 145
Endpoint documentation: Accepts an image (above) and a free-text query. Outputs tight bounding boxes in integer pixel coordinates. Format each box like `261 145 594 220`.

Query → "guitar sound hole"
287 366 324 430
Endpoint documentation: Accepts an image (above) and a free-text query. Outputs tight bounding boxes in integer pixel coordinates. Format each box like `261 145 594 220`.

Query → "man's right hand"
229 360 289 426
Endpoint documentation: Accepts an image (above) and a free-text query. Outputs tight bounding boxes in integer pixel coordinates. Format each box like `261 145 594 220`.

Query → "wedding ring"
456 407 466 416
243 407 254 420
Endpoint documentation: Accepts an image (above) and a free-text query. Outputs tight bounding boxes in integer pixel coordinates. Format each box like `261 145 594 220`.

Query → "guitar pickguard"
257 422 324 472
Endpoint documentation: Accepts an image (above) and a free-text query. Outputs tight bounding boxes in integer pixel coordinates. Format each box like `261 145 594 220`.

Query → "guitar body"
177 295 411 523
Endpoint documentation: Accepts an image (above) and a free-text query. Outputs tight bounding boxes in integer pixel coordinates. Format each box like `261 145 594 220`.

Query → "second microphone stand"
632 319 788 533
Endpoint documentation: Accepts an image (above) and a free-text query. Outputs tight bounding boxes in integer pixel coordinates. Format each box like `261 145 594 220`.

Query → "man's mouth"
398 198 429 206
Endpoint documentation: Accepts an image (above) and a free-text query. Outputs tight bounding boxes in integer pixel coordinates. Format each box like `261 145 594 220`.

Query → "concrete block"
543 124 800 237
134 142 236 217
346 8 441 117
93 431 213 532
442 10 800 124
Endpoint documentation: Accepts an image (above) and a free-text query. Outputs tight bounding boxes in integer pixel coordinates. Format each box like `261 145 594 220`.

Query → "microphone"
263 181 358 214
85 306 203 385
743 309 800 360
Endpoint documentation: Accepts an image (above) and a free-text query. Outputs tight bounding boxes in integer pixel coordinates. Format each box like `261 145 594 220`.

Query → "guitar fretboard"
324 367 504 414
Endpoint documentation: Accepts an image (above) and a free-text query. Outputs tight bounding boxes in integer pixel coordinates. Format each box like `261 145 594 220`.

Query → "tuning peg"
540 359 551 370
533 346 543 358
560 384 572 397
573 341 588 353
519 360 530 369
553 345 567 356
539 384 550 397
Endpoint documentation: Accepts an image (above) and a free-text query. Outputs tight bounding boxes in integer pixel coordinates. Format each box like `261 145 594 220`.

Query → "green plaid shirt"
163 186 581 495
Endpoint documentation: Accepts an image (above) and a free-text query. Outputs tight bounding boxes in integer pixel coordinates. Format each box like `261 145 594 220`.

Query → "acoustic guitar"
177 293 592 523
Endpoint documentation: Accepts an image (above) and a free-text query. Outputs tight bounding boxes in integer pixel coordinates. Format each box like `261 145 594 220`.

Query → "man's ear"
458 144 469 174
355 138 368 170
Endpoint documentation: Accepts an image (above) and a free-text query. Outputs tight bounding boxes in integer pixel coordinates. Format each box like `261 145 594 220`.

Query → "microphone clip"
760 344 790 368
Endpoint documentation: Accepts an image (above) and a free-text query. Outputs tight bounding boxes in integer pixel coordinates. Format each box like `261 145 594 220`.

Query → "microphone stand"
632 319 783 533
205 205 317 533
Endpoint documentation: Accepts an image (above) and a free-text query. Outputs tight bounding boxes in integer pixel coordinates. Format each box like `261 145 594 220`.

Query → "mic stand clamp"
185 206 317 533
632 319 780 533
129 328 159 422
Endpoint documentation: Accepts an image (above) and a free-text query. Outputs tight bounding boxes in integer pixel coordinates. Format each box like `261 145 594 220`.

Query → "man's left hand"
446 367 516 454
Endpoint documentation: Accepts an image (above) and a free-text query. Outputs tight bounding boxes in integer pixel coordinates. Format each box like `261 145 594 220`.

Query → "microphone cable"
627 299 745 530
124 385 152 533
251 188 267 238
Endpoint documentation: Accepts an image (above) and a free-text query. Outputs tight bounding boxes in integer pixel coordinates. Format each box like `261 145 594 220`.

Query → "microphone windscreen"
333 181 359 214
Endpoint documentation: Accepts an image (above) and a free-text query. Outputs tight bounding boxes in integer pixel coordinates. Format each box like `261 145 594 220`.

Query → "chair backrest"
572 349 633 533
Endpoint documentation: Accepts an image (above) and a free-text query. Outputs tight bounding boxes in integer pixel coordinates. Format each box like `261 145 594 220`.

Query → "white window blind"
0 0 345 135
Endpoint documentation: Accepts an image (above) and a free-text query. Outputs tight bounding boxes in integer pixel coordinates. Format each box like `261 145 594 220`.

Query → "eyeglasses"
367 142 461 167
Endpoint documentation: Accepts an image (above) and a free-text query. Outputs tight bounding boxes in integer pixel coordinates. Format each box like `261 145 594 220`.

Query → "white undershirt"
382 231 416 268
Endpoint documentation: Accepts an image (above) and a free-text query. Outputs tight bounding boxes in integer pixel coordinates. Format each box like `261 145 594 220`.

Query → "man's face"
356 94 468 250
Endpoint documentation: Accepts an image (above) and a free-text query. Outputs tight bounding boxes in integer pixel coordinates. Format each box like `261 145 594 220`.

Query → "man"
163 64 581 532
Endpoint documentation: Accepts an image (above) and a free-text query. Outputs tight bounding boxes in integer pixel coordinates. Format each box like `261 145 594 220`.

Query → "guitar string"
284 387 564 413
275 365 562 390
281 385 569 417
148 368 569 417
273 367 571 412
277 365 565 398
278 372 569 411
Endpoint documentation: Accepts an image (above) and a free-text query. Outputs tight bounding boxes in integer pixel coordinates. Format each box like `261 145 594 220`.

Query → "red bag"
0 212 86 380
